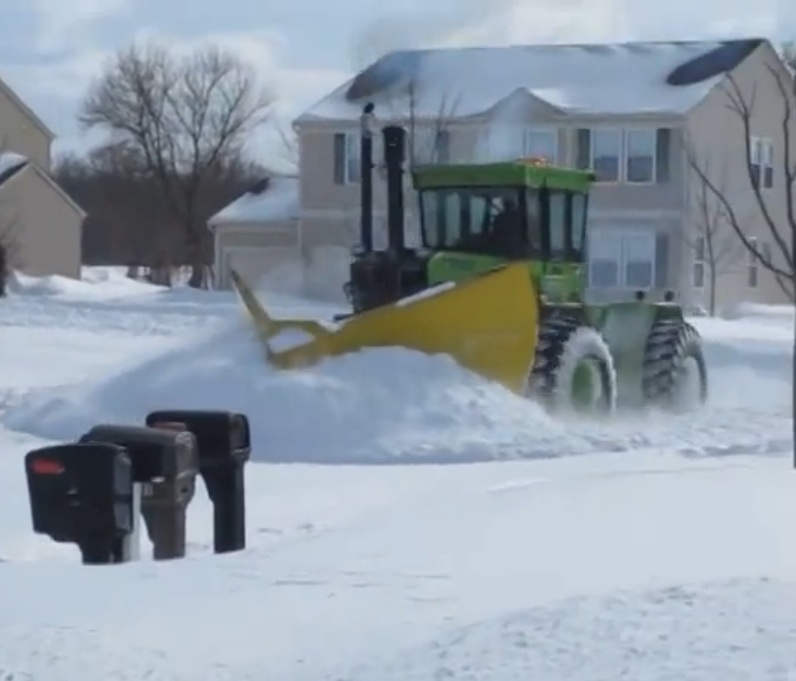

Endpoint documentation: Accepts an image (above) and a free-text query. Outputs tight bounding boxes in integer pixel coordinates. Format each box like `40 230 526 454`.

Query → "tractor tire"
642 318 708 411
526 314 617 415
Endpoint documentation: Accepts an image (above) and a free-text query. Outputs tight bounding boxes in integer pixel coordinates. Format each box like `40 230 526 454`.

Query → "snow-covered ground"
0 266 795 680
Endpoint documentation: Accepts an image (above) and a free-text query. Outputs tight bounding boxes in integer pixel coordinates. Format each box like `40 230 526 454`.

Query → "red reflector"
31 458 64 475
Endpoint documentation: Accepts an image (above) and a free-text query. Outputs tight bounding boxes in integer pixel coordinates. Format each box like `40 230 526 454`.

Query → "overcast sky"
0 0 792 165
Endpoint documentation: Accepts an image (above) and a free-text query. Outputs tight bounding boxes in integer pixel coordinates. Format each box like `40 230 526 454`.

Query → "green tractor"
340 106 708 414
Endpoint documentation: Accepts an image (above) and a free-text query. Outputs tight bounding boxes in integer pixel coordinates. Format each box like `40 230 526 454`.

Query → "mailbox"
79 424 198 560
146 410 250 553
24 442 135 564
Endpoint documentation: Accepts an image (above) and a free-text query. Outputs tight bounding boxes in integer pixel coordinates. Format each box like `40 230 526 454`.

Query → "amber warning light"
31 457 64 475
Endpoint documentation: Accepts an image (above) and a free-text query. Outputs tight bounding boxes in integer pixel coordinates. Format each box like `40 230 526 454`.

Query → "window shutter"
333 133 346 185
575 129 591 170
655 232 669 288
655 129 671 183
436 129 451 163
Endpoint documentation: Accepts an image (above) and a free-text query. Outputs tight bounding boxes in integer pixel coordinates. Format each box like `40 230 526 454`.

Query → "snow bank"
4 309 792 463
720 301 794 322
3 321 571 464
343 578 796 681
8 268 163 300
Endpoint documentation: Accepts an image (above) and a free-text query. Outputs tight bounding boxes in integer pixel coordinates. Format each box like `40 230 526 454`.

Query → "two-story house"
214 38 794 310
0 76 85 281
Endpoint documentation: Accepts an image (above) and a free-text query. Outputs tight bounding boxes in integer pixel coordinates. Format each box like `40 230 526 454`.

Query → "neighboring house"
292 37 794 309
0 76 85 279
209 175 301 290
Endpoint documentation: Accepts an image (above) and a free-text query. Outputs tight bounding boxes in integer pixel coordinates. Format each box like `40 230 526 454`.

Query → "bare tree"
683 153 747 315
79 40 274 286
686 44 796 462
686 52 796 304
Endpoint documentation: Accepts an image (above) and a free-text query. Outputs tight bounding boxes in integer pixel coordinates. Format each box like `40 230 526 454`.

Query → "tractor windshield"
419 186 540 259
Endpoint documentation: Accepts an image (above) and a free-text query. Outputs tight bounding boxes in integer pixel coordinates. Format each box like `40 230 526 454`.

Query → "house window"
591 129 622 182
588 229 656 289
623 233 655 287
625 129 656 184
588 230 622 288
693 235 706 288
576 128 671 184
747 236 758 287
749 136 774 189
523 128 557 163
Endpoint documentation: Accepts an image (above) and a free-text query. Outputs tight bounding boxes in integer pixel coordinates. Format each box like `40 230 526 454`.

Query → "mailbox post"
79 424 198 560
146 410 251 553
24 442 137 564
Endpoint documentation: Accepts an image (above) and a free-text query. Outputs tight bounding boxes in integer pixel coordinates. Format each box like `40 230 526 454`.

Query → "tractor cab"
413 159 595 302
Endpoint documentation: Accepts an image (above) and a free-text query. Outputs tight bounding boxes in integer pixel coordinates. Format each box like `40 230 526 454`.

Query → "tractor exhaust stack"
383 125 406 252
359 103 376 252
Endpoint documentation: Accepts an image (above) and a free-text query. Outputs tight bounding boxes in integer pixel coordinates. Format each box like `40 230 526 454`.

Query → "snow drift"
4 306 792 463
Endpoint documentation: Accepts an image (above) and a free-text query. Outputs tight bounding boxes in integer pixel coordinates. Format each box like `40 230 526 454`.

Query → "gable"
0 75 54 140
297 38 767 125
0 162 86 220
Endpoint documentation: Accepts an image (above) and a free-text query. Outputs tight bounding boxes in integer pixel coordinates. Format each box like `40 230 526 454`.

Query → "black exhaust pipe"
359 103 375 252
383 125 406 252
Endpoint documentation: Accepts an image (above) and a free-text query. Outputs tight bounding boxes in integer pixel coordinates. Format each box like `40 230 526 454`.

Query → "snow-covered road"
0 268 794 680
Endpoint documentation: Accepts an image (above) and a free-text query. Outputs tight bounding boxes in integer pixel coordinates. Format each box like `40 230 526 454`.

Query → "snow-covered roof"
0 152 28 181
209 176 299 227
296 39 765 123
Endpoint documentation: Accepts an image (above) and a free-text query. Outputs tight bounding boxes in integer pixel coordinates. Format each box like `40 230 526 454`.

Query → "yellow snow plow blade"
230 263 539 394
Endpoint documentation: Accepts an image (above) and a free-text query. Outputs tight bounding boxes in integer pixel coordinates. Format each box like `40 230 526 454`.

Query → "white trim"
0 162 87 219
623 128 657 185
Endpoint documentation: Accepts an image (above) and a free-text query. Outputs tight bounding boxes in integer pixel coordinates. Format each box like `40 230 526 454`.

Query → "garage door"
221 247 302 291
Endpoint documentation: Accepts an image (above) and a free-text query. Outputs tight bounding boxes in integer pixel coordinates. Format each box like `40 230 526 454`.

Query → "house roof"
296 38 766 124
208 175 299 228
0 152 28 186
0 152 86 219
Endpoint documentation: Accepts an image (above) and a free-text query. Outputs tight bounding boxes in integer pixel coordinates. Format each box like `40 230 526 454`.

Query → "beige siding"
1 167 82 278
684 42 796 310
0 85 51 170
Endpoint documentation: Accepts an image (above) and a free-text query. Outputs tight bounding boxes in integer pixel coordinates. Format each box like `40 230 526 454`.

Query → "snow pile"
720 301 794 323
343 578 796 681
8 269 163 300
4 304 792 463
3 321 571 463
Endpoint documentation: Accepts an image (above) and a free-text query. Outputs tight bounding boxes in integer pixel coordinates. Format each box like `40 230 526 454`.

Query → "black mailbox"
146 410 250 554
24 442 134 564
79 424 198 560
